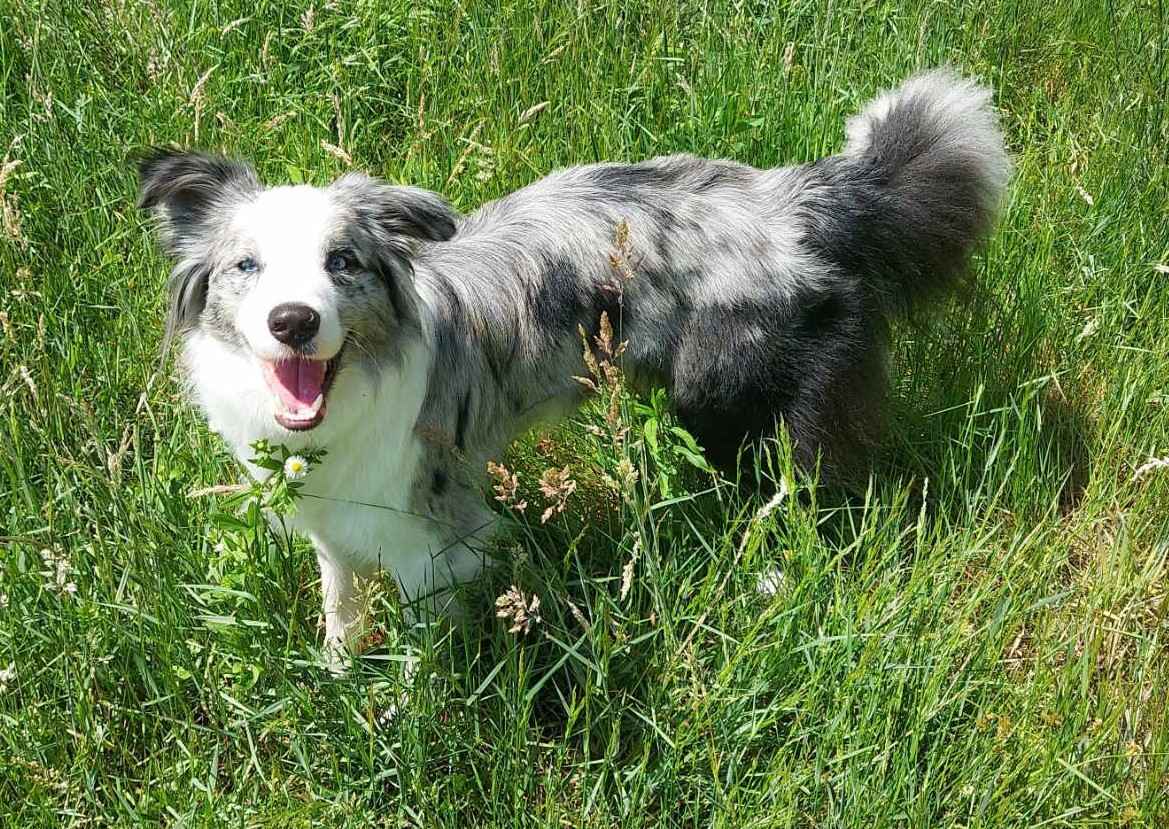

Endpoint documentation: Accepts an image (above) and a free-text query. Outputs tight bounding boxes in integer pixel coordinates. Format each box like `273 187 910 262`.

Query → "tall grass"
1 0 1167 825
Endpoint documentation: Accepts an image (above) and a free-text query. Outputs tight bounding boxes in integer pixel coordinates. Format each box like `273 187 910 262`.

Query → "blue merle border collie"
138 68 1009 669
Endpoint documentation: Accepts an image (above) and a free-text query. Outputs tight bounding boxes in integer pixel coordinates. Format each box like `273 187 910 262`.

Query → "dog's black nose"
267 303 321 346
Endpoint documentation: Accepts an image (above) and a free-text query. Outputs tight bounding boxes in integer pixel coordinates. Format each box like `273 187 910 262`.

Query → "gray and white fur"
138 68 1010 667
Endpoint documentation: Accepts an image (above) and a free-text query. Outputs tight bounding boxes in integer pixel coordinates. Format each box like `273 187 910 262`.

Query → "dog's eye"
325 250 354 273
237 257 259 273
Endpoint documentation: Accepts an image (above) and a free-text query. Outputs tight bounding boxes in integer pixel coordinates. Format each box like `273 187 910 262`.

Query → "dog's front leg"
316 550 366 674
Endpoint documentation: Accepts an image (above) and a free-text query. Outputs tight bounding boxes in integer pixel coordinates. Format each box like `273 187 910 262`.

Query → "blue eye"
326 250 356 273
237 257 258 273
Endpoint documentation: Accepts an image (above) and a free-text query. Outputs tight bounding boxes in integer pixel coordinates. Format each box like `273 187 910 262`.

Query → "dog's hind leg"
671 286 887 480
393 535 489 625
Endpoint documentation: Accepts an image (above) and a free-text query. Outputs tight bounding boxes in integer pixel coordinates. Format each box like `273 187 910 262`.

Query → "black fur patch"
167 261 212 342
587 161 685 191
672 283 885 475
454 389 471 451
529 255 584 337
370 250 412 323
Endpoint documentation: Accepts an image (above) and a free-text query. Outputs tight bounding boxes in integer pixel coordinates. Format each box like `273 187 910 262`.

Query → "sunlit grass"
1 0 1167 825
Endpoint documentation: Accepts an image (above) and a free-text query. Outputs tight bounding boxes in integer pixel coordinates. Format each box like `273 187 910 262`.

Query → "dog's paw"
321 637 351 676
374 692 409 726
375 653 420 725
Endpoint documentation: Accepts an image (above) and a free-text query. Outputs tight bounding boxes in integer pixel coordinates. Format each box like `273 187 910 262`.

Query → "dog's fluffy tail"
805 67 1011 316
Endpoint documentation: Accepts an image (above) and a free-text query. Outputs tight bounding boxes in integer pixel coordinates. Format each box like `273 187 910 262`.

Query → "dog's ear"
371 183 458 243
137 148 259 350
137 147 260 254
331 173 458 248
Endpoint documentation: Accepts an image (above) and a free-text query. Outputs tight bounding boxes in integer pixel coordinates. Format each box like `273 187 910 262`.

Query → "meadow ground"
1 0 1168 825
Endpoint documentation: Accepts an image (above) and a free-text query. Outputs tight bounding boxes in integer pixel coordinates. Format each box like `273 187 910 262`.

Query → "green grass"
2 0 1168 825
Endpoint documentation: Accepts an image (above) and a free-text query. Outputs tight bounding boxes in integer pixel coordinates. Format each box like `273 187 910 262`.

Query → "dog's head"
138 148 455 437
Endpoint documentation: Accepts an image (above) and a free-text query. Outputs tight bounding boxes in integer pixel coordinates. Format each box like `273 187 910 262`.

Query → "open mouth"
261 349 343 431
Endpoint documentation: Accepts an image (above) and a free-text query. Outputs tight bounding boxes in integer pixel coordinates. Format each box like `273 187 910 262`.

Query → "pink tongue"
263 358 326 412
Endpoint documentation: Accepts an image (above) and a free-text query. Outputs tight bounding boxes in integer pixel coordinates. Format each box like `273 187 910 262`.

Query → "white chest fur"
184 333 450 587
285 424 446 580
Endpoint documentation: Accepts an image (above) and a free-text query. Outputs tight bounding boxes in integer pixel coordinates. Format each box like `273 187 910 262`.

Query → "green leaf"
210 513 252 533
673 445 712 472
669 426 705 456
644 417 660 456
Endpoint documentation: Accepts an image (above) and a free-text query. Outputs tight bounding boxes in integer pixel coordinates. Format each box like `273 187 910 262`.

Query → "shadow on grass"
356 285 1096 767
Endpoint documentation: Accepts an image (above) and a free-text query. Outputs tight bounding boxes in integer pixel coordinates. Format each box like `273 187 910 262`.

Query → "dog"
139 68 1009 668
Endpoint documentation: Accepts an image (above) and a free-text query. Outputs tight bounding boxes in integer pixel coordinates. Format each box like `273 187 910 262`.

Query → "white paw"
755 565 786 597
374 656 419 726
322 638 350 676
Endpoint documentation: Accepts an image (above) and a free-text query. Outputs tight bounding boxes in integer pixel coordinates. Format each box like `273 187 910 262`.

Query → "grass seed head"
487 461 526 512
538 465 577 523
495 586 541 635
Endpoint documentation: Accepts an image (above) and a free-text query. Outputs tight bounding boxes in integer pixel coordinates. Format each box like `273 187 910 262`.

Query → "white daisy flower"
0 663 15 689
283 455 310 480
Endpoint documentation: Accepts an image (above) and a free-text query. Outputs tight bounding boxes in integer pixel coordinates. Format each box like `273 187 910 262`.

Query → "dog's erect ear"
331 173 458 247
137 147 260 254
